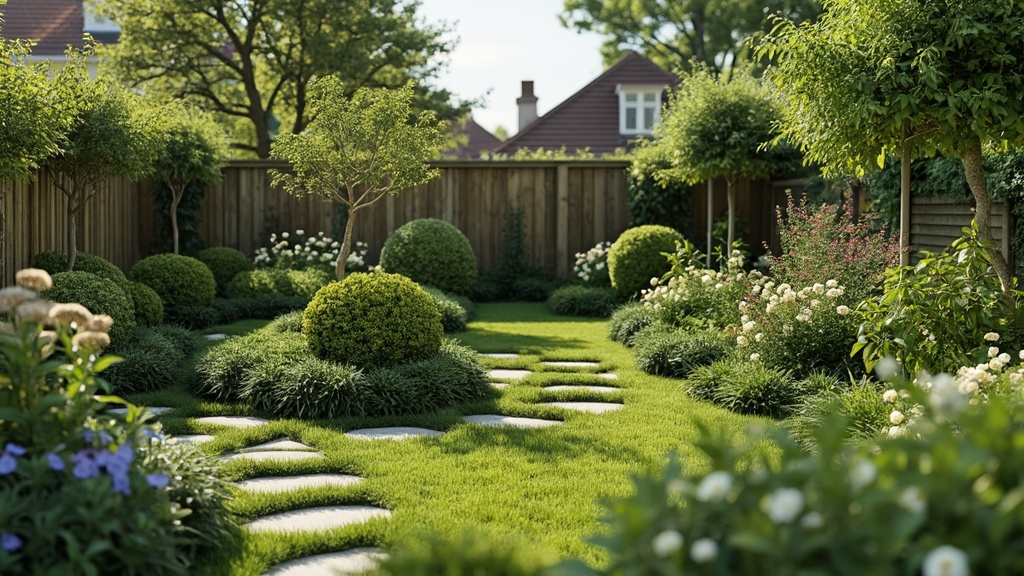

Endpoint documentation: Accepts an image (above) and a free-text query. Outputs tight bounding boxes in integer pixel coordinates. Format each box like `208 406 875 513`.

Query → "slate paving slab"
174 434 216 445
479 353 520 359
204 333 228 341
247 505 391 533
263 547 388 576
223 451 324 463
239 439 315 452
488 369 532 380
598 373 619 380
461 414 562 428
238 473 365 494
345 427 443 440
490 382 508 389
196 416 270 429
541 402 623 414
542 361 600 368
543 385 619 394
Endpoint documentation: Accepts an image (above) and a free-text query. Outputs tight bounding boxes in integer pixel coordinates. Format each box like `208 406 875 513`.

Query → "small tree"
653 67 781 260
270 77 447 280
46 45 158 271
151 103 228 254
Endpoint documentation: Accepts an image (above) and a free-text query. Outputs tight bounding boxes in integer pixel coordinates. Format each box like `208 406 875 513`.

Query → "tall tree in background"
98 0 467 158
561 0 821 73
759 0 1024 299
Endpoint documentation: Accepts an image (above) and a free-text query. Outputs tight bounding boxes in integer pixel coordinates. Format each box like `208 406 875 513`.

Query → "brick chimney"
517 81 538 131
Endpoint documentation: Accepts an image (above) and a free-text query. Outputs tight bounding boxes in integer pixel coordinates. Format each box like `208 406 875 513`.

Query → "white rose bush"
253 229 370 275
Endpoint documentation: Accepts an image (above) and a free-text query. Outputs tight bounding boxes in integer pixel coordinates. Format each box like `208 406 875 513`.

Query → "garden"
4 0 1024 575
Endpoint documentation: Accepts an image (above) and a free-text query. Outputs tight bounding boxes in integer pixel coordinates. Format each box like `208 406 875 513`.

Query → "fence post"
556 163 570 277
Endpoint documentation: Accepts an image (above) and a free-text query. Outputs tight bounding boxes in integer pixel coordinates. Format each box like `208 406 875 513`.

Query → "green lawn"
132 303 777 575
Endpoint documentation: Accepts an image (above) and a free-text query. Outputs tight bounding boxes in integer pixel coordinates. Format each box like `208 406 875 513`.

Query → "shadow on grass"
458 327 589 353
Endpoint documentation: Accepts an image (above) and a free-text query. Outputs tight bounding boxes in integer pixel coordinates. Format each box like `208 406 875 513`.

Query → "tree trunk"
66 196 78 272
706 179 713 269
900 145 911 266
170 182 183 255
726 179 735 256
691 7 709 69
336 206 357 281
962 137 1014 303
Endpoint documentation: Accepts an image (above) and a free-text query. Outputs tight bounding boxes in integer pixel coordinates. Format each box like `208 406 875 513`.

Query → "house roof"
447 117 503 159
1 0 119 56
494 51 676 155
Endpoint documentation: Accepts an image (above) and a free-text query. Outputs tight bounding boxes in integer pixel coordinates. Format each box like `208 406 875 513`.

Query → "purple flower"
111 473 130 495
3 443 25 457
82 430 94 442
46 453 65 471
98 431 113 445
0 532 22 552
145 473 169 489
71 450 99 480
0 453 16 475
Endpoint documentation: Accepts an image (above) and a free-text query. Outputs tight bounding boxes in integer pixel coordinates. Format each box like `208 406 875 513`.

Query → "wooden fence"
910 195 1012 259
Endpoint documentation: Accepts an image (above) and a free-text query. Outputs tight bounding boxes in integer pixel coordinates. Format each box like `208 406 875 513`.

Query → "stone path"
204 333 229 341
164 349 623 575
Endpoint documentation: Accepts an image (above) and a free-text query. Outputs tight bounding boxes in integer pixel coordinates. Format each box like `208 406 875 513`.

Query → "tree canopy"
98 0 467 158
561 0 821 74
270 78 447 280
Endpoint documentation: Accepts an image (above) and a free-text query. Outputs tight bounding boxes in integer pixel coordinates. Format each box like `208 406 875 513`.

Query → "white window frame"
83 2 121 33
616 84 663 136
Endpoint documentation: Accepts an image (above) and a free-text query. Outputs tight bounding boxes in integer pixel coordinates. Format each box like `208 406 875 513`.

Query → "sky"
416 0 607 136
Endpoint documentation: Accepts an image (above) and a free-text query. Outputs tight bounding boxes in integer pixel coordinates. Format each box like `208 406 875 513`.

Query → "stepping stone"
541 402 624 414
263 547 388 576
238 473 365 494
239 439 315 452
345 427 442 440
488 369 532 380
543 385 619 394
479 353 520 359
543 361 600 368
223 451 323 463
175 434 215 445
598 373 618 380
109 406 173 416
462 414 562 428
247 505 391 533
490 382 508 390
204 333 228 340
196 416 270 429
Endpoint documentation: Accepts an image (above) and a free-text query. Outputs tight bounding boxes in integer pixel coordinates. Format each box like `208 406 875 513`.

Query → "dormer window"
83 3 121 33
617 85 663 136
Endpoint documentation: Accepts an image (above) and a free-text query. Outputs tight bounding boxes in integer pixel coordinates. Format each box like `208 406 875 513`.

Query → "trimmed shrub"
633 326 732 378
224 268 330 300
607 225 684 297
609 302 658 345
303 272 443 368
148 324 199 357
379 218 478 295
125 280 165 326
197 247 251 294
32 251 128 285
422 286 470 333
713 361 799 418
286 268 331 299
511 276 563 302
42 271 136 344
106 327 185 394
129 253 216 307
547 285 619 317
263 310 304 334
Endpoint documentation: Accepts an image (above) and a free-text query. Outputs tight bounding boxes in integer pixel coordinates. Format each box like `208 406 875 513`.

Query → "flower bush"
252 230 369 274
573 241 612 287
0 269 234 575
641 249 760 330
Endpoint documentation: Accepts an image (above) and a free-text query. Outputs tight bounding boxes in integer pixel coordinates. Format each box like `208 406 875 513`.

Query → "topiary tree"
607 225 685 297
270 77 447 280
124 280 164 326
651 68 782 263
46 43 159 271
379 218 478 295
759 0 1024 299
150 104 228 255
128 253 216 307
302 272 443 367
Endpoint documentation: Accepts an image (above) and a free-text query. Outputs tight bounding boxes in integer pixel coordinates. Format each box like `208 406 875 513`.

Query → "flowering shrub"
641 250 761 330
0 269 234 575
253 230 369 274
767 192 899 304
573 241 612 287
560 379 1024 576
853 223 1021 376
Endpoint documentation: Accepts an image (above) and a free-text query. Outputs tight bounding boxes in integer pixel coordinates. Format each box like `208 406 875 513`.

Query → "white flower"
897 486 927 514
890 410 905 425
985 332 1000 342
850 461 877 491
876 357 902 380
742 321 756 333
825 279 838 288
762 488 804 524
652 530 684 557
800 512 824 529
928 373 966 415
812 282 825 294
736 335 749 347
826 288 843 298
836 305 851 316
695 471 733 503
650 277 659 287
690 538 718 564
750 353 760 361
888 425 905 438
922 545 969 576
296 229 305 235
882 389 898 403
281 232 289 239
989 346 1000 358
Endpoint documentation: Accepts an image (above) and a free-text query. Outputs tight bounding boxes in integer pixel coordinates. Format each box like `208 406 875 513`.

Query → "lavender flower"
46 453 65 471
71 450 100 479
4 443 25 457
0 453 16 475
146 473 170 489
0 532 22 552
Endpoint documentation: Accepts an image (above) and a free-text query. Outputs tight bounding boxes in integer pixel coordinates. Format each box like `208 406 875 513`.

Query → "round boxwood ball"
32 251 128 285
379 218 478 295
302 272 443 368
125 280 165 326
43 271 136 344
129 253 217 307
607 225 685 297
197 247 252 294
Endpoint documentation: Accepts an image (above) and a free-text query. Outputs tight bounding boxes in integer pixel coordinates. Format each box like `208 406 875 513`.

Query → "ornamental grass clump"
0 269 235 575
633 325 732 378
